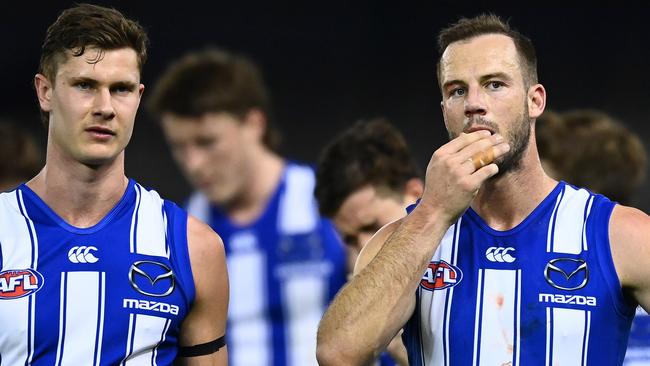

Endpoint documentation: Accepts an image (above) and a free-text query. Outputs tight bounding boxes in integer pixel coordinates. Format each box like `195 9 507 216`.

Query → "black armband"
178 335 226 357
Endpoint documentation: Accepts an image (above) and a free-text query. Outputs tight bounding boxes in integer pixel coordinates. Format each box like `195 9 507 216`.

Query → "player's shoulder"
354 218 404 276
610 204 650 243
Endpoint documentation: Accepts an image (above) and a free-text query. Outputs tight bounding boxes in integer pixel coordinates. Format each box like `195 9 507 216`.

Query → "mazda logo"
128 261 175 297
544 258 588 291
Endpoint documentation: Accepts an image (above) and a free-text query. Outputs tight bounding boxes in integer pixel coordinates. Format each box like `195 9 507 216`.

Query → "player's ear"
527 83 546 119
241 108 266 144
34 74 53 112
403 178 424 203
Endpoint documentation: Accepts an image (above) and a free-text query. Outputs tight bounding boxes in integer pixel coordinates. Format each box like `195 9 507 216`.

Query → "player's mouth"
464 124 495 135
86 126 116 140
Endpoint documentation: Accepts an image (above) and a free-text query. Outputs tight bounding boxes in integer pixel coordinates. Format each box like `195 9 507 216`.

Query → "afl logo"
420 260 463 291
0 269 44 299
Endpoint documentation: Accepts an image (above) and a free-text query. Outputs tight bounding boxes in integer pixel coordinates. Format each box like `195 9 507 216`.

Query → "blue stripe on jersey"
402 287 423 366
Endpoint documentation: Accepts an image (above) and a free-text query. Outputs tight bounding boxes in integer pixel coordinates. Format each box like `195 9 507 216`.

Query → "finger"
465 162 500 189
437 130 493 156
470 147 495 170
460 141 510 174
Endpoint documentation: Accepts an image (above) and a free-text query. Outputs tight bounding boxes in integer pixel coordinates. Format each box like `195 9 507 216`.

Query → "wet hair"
537 109 647 204
147 48 280 151
436 14 538 88
315 118 421 217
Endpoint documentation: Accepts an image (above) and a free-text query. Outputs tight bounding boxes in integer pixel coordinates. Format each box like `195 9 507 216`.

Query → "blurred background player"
148 48 347 366
315 118 422 366
536 109 649 365
537 109 646 205
0 120 42 191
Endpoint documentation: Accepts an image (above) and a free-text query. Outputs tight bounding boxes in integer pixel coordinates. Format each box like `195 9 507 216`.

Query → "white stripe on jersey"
0 191 36 365
283 275 324 366
227 238 271 366
132 184 168 258
476 269 517 366
95 272 106 366
277 165 318 234
548 308 590 365
420 220 459 365
58 271 103 366
130 184 142 253
582 196 594 252
550 186 591 254
123 314 170 366
18 190 39 364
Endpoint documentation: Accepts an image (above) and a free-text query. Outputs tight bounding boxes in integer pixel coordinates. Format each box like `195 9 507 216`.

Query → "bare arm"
316 131 509 365
176 216 229 366
609 205 650 311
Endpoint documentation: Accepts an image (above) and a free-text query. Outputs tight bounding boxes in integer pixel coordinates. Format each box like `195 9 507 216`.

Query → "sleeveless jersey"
403 181 635 365
624 307 650 365
0 180 195 366
187 162 347 366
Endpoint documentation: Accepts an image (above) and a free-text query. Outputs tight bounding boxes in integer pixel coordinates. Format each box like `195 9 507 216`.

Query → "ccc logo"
485 247 516 263
68 246 99 264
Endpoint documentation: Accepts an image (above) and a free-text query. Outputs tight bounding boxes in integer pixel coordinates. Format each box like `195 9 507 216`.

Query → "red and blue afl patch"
420 260 462 291
0 269 44 299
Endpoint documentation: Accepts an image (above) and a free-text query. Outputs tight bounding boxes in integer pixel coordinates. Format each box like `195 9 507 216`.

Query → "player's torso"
404 182 635 366
188 163 346 366
0 182 194 366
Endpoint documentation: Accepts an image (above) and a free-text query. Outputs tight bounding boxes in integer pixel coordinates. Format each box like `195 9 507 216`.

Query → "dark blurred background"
3 1 649 209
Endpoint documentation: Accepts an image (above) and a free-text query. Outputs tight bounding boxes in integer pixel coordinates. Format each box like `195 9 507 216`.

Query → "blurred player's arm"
610 205 650 313
176 216 229 366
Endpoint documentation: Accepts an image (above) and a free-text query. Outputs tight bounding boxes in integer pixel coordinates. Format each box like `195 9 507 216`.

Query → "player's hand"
417 130 510 223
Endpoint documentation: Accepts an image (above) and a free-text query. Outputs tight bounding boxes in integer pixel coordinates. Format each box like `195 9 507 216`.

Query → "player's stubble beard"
448 102 531 178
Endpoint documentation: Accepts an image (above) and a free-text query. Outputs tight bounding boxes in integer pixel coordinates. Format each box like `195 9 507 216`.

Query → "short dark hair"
436 14 538 88
536 109 647 205
147 48 280 151
0 121 42 189
315 118 421 217
38 3 148 124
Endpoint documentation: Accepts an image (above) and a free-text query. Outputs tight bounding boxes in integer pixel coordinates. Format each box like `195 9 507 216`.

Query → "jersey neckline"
464 180 565 237
18 178 136 235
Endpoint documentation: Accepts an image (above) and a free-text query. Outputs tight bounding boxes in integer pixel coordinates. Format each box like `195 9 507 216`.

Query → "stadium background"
3 1 649 209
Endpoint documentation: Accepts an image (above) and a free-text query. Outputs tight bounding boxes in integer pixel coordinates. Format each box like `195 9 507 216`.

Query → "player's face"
439 34 533 175
161 112 253 205
36 48 143 166
333 185 410 271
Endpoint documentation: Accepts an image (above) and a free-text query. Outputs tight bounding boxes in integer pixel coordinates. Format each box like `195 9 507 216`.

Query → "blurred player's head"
315 118 422 268
149 48 281 206
537 109 647 205
0 122 43 191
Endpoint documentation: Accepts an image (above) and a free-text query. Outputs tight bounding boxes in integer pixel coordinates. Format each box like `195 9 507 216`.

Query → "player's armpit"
609 205 650 311
176 216 229 366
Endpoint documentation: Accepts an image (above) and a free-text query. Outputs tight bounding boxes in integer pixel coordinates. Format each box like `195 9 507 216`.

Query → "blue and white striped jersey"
0 179 195 366
187 162 347 366
403 181 635 365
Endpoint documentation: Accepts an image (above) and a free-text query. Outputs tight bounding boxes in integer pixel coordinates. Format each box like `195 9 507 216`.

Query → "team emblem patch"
0 269 44 299
420 260 463 291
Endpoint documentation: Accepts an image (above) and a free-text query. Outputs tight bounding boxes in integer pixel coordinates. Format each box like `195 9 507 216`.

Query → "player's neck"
470 145 557 231
26 149 129 228
226 148 285 225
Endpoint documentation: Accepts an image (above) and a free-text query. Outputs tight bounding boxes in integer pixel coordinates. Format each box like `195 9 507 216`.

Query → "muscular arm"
176 216 229 366
316 131 509 365
609 205 650 311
